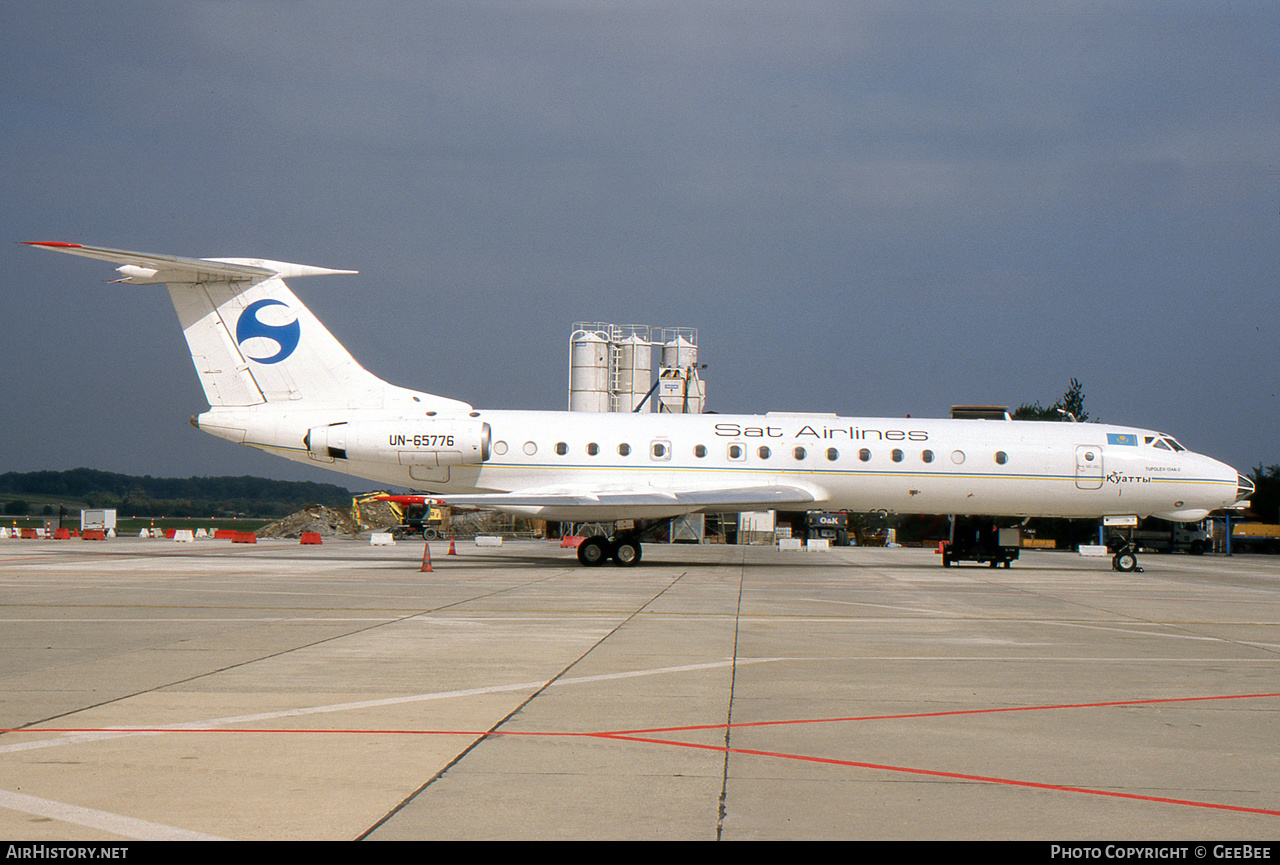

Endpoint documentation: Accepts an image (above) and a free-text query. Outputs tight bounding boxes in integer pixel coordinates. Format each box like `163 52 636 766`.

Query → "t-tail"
25 242 469 414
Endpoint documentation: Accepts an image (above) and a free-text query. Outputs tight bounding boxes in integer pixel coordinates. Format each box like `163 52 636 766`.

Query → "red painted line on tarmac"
5 692 1277 820
8 724 1279 818
7 692 1277 742
602 691 1280 736
594 733 1280 818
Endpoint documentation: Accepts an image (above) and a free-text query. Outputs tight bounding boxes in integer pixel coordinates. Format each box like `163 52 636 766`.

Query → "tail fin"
26 242 470 412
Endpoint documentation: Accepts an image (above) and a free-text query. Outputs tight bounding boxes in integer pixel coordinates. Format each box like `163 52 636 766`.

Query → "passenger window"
793 446 806 460
951 450 965 464
728 443 745 461
891 449 903 462
651 441 671 460
922 450 934 463
826 447 839 461
859 448 871 462
995 451 1008 465
555 442 567 456
587 442 599 456
618 443 631 456
758 446 771 459
694 444 707 458
523 441 537 455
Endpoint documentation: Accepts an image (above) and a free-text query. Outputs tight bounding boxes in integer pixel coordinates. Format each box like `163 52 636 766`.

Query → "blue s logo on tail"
236 299 301 364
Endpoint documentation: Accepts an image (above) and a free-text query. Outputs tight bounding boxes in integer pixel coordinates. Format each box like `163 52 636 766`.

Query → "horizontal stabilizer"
23 242 356 284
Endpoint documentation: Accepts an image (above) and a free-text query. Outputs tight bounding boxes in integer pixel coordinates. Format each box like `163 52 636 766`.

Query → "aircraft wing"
436 484 816 519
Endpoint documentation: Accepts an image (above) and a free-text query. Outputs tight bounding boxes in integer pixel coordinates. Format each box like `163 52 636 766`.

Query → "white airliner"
28 242 1252 570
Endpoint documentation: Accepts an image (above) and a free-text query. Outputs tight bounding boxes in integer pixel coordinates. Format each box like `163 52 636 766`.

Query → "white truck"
80 509 118 533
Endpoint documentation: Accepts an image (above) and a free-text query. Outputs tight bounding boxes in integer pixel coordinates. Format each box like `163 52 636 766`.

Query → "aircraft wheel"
1113 551 1138 573
613 539 642 567
577 536 611 567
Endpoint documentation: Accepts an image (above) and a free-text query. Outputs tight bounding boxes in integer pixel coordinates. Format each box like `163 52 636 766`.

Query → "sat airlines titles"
712 422 929 441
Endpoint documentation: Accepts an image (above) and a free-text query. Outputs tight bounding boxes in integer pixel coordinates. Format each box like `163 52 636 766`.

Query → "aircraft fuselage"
197 405 1243 523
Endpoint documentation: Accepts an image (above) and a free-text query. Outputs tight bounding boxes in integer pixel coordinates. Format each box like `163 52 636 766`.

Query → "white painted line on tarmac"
0 788 227 840
0 658 786 756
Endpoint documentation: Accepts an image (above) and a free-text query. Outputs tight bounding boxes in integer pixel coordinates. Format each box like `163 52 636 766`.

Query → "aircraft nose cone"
1207 457 1252 509
1236 472 1255 504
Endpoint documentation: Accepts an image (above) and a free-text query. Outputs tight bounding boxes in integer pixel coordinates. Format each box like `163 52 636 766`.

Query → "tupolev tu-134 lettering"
27 241 1253 569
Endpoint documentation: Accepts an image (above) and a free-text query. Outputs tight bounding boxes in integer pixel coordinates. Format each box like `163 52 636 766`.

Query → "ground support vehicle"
942 517 1020 568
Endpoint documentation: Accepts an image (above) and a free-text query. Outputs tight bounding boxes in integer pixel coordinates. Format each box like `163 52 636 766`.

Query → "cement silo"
614 333 653 413
661 334 698 372
568 330 610 412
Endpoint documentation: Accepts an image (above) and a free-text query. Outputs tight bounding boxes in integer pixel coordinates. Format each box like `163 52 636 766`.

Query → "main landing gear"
576 521 662 568
576 535 642 567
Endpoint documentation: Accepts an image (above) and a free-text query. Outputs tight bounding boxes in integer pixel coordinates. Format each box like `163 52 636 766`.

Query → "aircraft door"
1075 445 1103 490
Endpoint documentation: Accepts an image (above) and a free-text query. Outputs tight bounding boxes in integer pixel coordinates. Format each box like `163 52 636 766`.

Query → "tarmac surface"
0 536 1277 841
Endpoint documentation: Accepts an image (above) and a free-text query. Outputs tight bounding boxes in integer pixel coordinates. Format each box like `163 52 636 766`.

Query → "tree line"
0 468 352 518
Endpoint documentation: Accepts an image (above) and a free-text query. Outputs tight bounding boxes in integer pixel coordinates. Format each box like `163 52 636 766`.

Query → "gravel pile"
256 505 363 538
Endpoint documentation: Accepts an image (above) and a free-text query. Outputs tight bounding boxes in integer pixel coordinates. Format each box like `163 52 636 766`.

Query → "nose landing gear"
1111 543 1143 573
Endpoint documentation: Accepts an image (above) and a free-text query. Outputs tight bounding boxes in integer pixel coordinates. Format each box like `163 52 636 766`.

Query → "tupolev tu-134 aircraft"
27 241 1253 570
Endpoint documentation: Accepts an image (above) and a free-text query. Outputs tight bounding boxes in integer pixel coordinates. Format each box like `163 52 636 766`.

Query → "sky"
2 1 1277 489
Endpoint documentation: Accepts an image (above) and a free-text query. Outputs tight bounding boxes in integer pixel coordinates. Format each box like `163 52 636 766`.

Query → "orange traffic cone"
420 542 433 572
447 536 457 556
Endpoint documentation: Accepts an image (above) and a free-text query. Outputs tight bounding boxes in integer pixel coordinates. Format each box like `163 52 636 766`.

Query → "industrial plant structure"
568 323 705 415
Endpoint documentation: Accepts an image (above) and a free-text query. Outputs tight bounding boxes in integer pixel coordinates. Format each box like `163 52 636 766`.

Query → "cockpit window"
1151 439 1171 451
1165 437 1186 452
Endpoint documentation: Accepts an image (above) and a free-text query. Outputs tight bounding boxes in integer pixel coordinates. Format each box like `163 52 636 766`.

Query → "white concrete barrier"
370 532 396 546
806 539 830 551
173 530 195 543
474 535 502 547
1078 544 1109 557
777 538 803 551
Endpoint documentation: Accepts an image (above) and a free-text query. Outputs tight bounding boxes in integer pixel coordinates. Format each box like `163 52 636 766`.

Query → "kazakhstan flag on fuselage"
1107 433 1138 446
